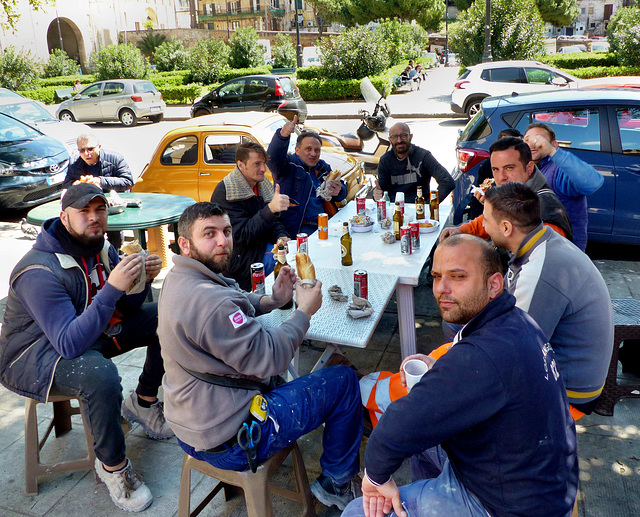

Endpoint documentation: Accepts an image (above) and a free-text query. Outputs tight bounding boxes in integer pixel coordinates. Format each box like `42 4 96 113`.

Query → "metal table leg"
396 283 417 358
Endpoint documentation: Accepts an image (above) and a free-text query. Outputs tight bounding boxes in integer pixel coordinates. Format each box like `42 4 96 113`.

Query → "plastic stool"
178 441 315 517
24 395 96 495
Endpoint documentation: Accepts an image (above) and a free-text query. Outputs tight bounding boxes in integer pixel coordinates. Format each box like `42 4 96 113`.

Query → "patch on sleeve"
229 309 248 329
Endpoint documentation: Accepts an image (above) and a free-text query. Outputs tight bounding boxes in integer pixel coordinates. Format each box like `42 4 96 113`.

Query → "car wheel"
58 110 75 122
149 114 164 123
193 108 210 117
119 108 138 127
466 98 485 119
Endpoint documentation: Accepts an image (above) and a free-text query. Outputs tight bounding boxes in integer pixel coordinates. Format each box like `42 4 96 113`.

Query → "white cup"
403 359 429 392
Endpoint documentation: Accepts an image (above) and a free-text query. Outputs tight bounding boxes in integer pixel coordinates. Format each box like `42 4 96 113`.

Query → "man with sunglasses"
373 122 454 204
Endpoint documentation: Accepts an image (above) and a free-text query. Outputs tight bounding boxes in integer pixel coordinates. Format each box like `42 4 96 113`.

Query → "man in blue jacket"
0 183 172 512
267 115 347 237
524 123 603 252
343 234 578 517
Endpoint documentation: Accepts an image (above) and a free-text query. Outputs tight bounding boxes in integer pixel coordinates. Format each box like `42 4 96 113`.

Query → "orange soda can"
318 213 329 239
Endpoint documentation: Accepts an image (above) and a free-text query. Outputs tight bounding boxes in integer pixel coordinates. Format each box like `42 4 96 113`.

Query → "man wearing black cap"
0 183 171 512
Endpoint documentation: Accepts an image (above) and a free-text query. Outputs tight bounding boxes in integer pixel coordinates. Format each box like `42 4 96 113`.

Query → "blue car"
451 89 640 245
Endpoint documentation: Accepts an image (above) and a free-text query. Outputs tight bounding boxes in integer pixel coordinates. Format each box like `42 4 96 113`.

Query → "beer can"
354 270 368 299
251 263 265 294
356 196 366 214
409 221 421 250
296 233 308 254
318 213 329 239
376 200 386 222
400 226 412 255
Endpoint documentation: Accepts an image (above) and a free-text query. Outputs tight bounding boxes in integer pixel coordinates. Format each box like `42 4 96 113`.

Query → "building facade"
545 0 635 37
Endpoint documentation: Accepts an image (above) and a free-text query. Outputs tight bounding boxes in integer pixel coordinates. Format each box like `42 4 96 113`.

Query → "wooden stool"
24 395 96 495
178 441 315 517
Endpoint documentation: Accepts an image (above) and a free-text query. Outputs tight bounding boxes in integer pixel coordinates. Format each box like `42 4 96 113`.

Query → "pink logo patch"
229 309 247 329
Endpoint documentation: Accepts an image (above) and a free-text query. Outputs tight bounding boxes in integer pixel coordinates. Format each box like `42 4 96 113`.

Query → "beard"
189 242 231 274
437 288 490 325
66 220 105 247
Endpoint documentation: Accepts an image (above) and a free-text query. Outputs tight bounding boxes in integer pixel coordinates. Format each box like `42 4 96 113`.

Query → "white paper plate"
419 220 439 233
351 224 374 233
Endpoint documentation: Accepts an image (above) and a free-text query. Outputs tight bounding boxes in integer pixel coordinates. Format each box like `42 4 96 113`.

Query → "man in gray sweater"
158 202 362 511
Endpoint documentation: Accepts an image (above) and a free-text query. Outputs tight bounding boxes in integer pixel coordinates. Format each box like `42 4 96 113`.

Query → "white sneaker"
96 458 153 512
122 393 174 440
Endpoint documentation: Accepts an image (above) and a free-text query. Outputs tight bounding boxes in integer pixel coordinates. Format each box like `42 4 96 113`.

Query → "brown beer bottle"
393 201 402 240
429 190 439 221
273 244 293 309
415 186 426 220
341 222 353 266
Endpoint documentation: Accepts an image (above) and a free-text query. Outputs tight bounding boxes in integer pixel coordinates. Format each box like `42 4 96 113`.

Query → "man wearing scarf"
0 183 171 512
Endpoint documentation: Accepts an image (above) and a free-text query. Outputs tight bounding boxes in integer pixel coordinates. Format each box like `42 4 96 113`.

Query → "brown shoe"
324 353 364 379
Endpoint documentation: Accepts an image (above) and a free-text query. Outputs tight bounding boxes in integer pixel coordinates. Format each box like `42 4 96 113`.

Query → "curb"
162 112 465 122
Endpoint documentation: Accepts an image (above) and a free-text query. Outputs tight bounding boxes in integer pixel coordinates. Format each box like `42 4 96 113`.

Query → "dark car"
0 113 69 210
451 89 640 245
190 75 308 122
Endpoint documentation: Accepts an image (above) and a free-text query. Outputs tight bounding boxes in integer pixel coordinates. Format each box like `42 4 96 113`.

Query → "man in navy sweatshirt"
0 183 172 512
342 234 578 517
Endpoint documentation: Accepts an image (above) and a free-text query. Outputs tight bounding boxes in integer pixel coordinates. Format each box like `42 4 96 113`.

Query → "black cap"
61 183 107 210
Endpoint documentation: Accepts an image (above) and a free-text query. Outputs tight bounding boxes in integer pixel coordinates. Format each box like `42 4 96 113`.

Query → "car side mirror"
552 77 568 87
382 87 388 99
73 94 82 100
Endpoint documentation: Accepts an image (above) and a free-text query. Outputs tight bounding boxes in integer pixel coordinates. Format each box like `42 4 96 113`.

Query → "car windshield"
0 101 55 124
0 113 41 144
133 81 159 93
254 118 298 153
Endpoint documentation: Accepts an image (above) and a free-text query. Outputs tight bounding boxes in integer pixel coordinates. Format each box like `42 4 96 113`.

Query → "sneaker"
122 393 174 440
310 474 356 510
95 458 153 512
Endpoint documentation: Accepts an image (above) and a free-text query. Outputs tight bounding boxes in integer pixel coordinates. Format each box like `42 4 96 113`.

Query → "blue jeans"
50 303 163 467
178 365 362 486
342 446 489 517
262 243 276 277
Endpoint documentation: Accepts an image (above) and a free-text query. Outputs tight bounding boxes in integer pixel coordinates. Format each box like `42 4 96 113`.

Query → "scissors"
237 421 262 473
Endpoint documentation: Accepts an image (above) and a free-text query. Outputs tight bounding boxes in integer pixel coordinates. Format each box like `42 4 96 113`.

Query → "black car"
0 113 69 210
190 75 308 122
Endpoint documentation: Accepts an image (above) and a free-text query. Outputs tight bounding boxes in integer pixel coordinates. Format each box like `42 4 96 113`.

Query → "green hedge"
297 70 395 101
151 70 190 87
17 86 59 104
564 65 640 79
35 75 96 88
157 84 204 104
296 66 323 80
217 66 271 82
536 52 618 69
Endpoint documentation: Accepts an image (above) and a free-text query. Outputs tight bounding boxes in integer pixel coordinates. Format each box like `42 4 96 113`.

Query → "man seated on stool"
343 234 578 517
158 202 362 511
211 141 291 291
0 183 173 513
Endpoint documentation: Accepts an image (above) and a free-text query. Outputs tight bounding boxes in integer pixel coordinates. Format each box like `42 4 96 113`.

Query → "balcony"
198 7 285 22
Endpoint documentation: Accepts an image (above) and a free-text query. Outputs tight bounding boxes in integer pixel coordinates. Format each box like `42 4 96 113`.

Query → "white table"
291 200 452 358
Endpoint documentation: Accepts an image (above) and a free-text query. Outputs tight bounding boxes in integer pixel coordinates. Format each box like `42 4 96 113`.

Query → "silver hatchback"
56 79 166 127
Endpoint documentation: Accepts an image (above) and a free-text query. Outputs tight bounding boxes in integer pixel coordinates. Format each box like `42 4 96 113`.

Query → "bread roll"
121 240 143 255
327 170 341 181
296 252 316 280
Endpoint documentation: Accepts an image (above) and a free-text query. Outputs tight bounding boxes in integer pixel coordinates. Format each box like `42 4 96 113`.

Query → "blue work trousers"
49 303 163 468
178 365 363 486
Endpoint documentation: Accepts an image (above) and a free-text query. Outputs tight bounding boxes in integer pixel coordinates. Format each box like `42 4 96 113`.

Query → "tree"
136 31 167 61
377 18 430 64
349 0 443 28
228 27 265 69
153 38 190 72
90 43 151 81
454 0 473 10
306 0 357 28
607 6 640 67
1 0 47 31
450 0 545 66
535 0 579 28
43 48 78 77
0 46 41 90
188 38 229 84
271 34 296 68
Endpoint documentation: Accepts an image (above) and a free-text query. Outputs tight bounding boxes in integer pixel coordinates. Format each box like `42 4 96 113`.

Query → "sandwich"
121 240 143 256
479 177 495 193
296 252 316 287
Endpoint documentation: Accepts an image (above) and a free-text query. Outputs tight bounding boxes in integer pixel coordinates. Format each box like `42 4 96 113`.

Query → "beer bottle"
415 186 426 220
341 222 353 266
273 244 293 309
393 201 402 240
429 190 439 221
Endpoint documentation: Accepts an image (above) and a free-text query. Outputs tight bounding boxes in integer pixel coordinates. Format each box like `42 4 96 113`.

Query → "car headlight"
0 161 15 176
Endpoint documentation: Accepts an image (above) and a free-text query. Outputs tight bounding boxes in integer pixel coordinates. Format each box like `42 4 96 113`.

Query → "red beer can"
400 226 412 255
376 200 386 222
251 263 265 294
356 197 366 214
296 233 308 254
354 270 368 299
409 221 421 250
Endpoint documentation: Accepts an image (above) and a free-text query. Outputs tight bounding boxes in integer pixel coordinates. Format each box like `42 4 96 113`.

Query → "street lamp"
226 2 230 41
444 1 448 67
482 0 492 62
294 0 302 67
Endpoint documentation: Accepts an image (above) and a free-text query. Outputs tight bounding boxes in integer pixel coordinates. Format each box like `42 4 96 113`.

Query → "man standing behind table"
211 142 291 290
372 122 454 204
158 202 363 511
267 115 347 237
524 122 603 252
342 234 578 517
63 133 134 249
0 183 173 513
482 182 613 417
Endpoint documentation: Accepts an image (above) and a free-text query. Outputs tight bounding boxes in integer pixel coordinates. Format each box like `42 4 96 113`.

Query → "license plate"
47 171 65 185
150 106 161 112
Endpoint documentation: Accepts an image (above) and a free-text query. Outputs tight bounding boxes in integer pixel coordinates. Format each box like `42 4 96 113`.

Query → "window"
133 81 158 94
245 78 270 95
161 135 198 165
203 134 243 163
81 84 102 99
103 82 125 96
481 67 525 84
516 108 600 152
616 107 640 155
218 80 245 97
524 68 559 85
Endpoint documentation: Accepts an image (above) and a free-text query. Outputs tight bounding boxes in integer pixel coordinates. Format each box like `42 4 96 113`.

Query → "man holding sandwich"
158 202 363 511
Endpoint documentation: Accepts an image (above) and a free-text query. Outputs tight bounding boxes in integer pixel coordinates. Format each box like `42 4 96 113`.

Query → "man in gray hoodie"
158 202 362 511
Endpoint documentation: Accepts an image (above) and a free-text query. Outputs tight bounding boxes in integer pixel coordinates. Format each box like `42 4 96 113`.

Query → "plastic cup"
403 359 429 392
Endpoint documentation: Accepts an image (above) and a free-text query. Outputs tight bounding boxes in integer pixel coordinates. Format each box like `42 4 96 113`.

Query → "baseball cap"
61 183 107 210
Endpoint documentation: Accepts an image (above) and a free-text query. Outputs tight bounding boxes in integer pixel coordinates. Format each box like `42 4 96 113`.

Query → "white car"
450 60 578 118
0 94 91 154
